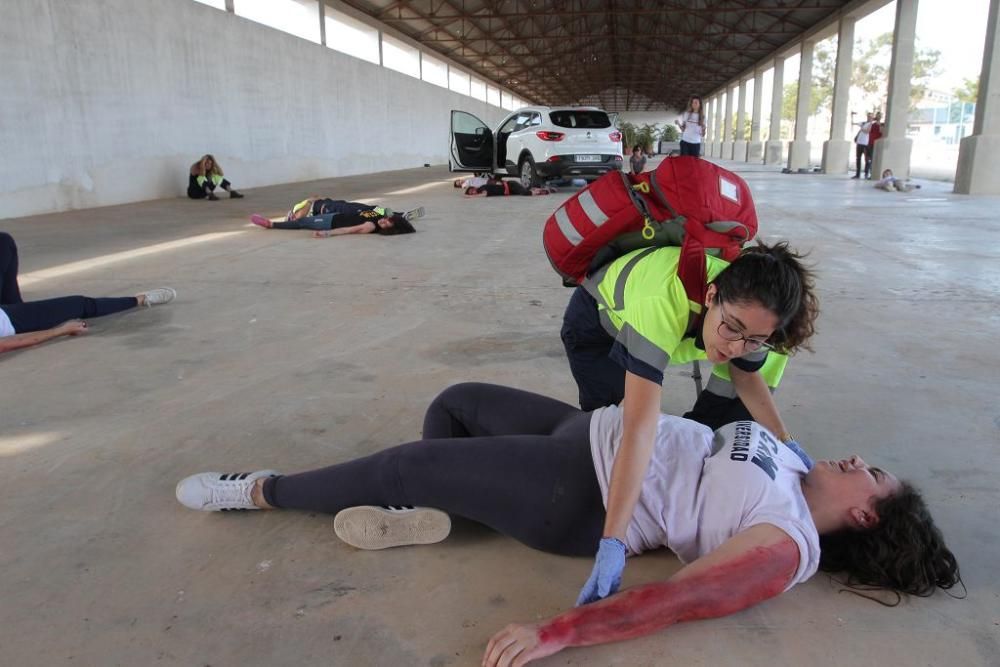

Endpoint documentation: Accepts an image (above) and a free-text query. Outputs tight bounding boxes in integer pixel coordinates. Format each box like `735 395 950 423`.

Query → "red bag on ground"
543 156 758 304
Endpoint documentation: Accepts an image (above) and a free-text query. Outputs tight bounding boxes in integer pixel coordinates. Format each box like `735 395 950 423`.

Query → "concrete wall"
0 0 509 219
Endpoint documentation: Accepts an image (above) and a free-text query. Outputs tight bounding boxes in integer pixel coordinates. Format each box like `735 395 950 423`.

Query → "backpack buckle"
632 182 650 193
641 217 656 240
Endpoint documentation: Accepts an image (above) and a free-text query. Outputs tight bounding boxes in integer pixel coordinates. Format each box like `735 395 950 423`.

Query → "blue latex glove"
575 537 627 606
784 439 814 470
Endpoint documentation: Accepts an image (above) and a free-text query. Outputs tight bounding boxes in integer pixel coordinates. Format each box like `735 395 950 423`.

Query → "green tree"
787 33 942 119
852 32 940 111
953 77 979 104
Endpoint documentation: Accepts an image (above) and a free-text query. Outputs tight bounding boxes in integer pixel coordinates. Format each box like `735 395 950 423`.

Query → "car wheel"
520 156 540 188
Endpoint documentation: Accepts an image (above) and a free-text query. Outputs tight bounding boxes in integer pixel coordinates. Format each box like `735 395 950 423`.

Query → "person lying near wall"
0 233 175 354
175 381 961 666
249 204 416 237
454 174 501 189
464 182 557 197
188 154 243 201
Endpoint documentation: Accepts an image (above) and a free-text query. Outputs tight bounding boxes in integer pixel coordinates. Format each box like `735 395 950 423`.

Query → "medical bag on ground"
542 156 758 306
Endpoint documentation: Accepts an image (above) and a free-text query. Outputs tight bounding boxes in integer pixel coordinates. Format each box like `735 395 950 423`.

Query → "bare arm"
729 364 790 440
313 221 377 238
0 320 87 354
602 372 662 539
483 525 799 666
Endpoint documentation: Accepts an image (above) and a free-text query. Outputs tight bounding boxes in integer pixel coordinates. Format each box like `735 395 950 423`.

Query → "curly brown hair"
819 481 962 599
711 241 819 354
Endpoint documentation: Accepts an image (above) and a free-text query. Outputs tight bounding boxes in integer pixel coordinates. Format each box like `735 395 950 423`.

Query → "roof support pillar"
822 15 856 174
748 68 765 162
955 0 1000 193
706 96 717 157
788 41 814 171
714 91 726 158
872 0 919 179
734 79 748 161
765 58 785 164
722 85 734 159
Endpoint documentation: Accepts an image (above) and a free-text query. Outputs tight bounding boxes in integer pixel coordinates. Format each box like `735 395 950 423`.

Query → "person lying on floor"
249 208 416 237
175 382 961 667
277 198 424 224
454 174 501 189
464 181 556 197
0 232 175 354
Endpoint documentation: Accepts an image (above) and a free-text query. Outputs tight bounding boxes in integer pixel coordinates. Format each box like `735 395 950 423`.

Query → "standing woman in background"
188 154 243 200
676 96 706 157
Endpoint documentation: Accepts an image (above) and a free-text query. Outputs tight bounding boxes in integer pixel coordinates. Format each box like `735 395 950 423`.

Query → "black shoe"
850 175 860 180
207 192 220 201
229 190 244 199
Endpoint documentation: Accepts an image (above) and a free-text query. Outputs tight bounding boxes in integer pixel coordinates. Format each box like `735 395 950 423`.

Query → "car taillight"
609 131 622 142
536 131 565 141
547 155 561 162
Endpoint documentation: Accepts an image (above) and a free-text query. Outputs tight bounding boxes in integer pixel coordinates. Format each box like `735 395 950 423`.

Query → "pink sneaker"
250 214 272 228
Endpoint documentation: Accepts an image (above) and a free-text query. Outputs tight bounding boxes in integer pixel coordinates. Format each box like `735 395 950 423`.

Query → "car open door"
450 110 494 172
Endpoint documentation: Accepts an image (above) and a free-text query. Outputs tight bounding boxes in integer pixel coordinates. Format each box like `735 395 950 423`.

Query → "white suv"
449 106 623 187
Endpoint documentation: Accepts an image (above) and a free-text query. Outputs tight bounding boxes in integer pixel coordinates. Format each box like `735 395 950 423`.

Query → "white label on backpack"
719 176 739 203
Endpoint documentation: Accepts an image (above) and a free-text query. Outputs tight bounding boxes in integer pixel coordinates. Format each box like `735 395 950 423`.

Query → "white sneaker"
333 505 451 550
403 206 425 222
175 470 278 511
139 287 176 307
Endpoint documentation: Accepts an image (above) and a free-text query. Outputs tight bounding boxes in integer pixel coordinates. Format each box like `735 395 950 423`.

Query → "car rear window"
548 110 611 129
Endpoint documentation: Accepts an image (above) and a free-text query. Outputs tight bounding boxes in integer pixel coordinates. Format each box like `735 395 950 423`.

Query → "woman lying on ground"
175 382 961 667
276 197 425 224
454 174 501 189
250 210 415 237
188 154 243 200
464 181 556 197
0 232 175 354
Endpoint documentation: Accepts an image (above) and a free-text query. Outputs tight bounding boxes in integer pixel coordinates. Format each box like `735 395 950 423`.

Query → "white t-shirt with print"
0 308 15 337
589 406 820 589
680 112 704 144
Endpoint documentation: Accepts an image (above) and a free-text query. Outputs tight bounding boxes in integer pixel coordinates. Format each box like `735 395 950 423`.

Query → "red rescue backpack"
542 156 758 306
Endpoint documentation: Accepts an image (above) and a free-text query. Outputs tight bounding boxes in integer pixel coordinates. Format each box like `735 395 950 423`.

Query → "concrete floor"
1 161 998 666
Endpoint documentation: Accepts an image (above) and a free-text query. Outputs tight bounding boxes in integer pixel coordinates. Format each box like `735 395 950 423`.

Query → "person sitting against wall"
0 232 176 354
188 154 243 200
174 381 961 666
629 146 647 174
464 181 556 197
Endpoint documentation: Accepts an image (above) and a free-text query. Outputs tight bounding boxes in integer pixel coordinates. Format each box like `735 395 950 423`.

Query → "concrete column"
734 79 748 160
765 58 785 164
787 41 814 171
748 68 765 162
955 0 1000 193
704 97 712 156
318 0 327 46
872 0 919 179
715 91 726 158
722 87 734 159
225 0 234 12
822 16 856 174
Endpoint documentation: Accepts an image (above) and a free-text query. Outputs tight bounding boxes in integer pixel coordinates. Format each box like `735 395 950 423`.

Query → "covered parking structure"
1 1 999 665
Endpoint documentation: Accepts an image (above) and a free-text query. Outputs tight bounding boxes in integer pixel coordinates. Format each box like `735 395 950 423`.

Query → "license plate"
576 154 601 162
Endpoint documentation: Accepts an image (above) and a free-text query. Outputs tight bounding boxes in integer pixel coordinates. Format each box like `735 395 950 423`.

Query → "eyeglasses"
716 301 774 352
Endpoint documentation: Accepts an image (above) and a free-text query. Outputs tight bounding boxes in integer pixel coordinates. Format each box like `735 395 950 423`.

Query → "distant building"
908 89 975 144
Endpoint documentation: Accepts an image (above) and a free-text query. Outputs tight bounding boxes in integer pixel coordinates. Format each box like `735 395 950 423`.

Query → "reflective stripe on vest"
707 351 789 396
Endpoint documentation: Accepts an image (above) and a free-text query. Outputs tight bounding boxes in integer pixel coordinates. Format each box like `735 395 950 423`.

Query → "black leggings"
262 383 605 556
271 214 338 230
855 143 872 178
679 140 701 157
4 296 138 333
1 232 23 304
